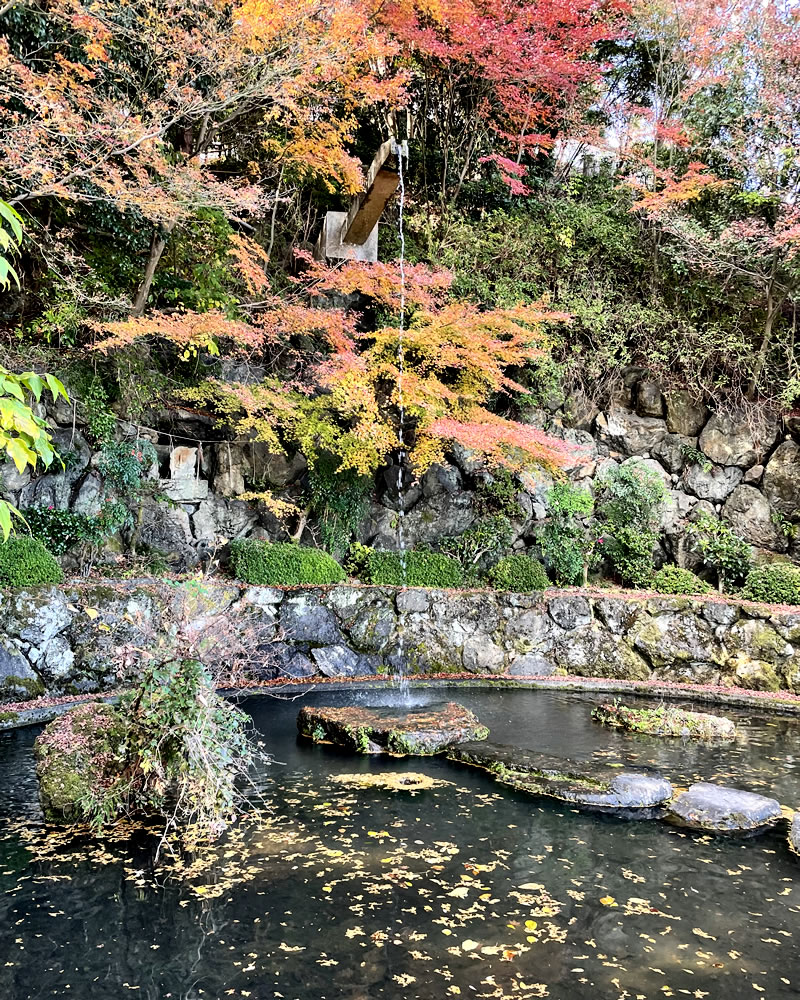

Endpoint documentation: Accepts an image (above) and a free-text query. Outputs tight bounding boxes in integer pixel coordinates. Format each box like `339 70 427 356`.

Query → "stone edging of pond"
5 672 800 733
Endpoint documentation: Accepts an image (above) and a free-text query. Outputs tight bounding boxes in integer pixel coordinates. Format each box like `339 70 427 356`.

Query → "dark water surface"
1 687 799 1000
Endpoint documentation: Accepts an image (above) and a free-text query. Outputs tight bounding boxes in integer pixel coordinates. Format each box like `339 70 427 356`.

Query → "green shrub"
22 502 131 556
741 562 800 606
366 550 464 588
230 539 345 585
595 461 667 587
686 511 752 592
541 480 597 585
488 554 550 592
651 565 711 595
97 440 158 491
0 536 64 586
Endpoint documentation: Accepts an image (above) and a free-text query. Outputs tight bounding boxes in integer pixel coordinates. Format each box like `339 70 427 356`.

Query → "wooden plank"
342 168 400 245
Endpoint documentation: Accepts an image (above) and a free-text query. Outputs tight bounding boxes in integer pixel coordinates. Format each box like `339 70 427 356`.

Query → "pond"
0 687 799 1000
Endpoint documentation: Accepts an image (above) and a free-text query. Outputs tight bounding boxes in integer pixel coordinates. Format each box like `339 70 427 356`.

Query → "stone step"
448 741 673 816
668 782 782 833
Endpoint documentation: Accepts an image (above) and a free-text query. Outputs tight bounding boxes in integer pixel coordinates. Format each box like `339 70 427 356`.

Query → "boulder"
310 644 378 678
595 409 668 455
506 652 557 676
699 410 779 467
34 702 127 822
297 701 489 754
552 627 651 680
668 781 782 833
743 464 764 484
461 635 505 673
651 433 694 474
722 485 785 551
621 455 671 486
213 442 247 497
448 742 673 815
763 440 800 521
420 462 462 498
0 642 42 699
635 380 665 418
664 391 710 437
281 594 344 644
683 462 743 502
562 392 599 432
137 496 195 566
548 595 592 630
630 612 720 670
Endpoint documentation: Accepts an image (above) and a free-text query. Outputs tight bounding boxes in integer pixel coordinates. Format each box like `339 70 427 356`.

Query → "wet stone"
669 781 782 833
297 701 488 755
790 813 800 855
448 742 673 816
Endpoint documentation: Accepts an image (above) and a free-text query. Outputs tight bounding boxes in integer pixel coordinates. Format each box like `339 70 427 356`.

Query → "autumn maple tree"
625 0 800 401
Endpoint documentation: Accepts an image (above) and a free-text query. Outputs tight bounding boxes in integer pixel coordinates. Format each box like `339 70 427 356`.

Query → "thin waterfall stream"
393 138 410 701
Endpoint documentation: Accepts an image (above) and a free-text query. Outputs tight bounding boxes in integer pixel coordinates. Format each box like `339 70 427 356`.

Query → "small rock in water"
669 781 782 833
448 742 672 816
297 702 488 755
592 702 736 740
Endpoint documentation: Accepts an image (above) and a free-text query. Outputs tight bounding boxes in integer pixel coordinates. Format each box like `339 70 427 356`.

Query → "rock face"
34 702 127 822
722 485 785 550
297 702 489 755
2 582 800 699
668 782 782 833
448 742 673 816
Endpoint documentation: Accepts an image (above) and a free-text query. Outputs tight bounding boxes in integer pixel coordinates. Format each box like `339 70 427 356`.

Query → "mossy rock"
297 702 488 755
592 702 736 740
34 703 128 823
448 742 673 815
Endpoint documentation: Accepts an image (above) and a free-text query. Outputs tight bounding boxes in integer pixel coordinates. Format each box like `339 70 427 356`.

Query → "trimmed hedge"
230 539 345 586
366 550 464 588
741 562 800 606
0 536 64 587
487 554 549 592
651 565 711 596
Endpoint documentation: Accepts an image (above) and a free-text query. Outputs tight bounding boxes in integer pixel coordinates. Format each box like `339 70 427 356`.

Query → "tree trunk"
132 221 176 316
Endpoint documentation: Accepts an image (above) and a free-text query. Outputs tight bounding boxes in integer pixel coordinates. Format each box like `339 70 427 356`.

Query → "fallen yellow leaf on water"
600 896 617 907
461 940 479 951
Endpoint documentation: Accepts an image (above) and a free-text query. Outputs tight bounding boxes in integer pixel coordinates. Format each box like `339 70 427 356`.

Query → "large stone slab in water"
297 702 488 755
669 782 782 833
448 742 673 816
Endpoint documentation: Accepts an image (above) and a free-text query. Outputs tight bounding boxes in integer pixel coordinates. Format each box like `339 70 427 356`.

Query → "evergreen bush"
651 565 711 596
366 550 464 588
230 539 345 585
594 461 667 587
741 562 800 606
487 554 549 592
0 536 64 586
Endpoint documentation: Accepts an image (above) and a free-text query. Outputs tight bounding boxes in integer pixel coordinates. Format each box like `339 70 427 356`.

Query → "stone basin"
668 782 782 833
297 701 488 755
448 741 673 816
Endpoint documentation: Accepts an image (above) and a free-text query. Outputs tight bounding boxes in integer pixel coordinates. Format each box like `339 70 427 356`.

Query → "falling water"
393 138 410 701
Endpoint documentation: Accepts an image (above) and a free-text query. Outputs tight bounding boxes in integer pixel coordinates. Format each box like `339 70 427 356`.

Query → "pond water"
1 687 799 1000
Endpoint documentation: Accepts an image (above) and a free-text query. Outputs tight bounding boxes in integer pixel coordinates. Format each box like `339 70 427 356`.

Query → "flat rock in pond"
297 702 488 755
669 782 782 833
448 742 672 816
592 702 736 740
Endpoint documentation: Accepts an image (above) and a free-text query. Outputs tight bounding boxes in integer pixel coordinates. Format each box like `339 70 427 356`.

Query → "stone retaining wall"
1 582 799 701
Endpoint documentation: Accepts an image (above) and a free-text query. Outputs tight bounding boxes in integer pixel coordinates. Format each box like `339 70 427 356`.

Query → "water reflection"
0 688 798 999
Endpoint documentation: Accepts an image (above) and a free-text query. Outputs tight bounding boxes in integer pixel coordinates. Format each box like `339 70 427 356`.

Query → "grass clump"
487 554 549 592
740 562 800 606
366 550 464 588
0 536 64 587
651 565 711 595
230 539 345 586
